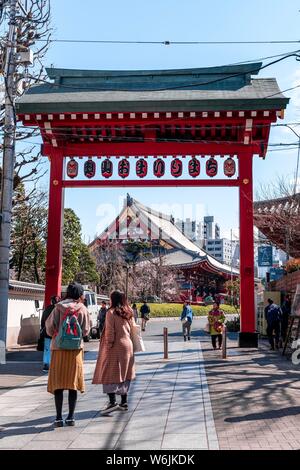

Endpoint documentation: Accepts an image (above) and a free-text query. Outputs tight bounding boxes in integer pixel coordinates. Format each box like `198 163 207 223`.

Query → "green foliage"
225 315 240 332
62 208 82 285
135 303 239 317
11 187 47 283
75 243 100 285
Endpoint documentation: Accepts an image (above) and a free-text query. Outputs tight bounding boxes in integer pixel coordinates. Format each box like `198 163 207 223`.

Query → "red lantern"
188 157 200 177
101 158 113 178
153 158 165 178
84 158 96 178
224 157 236 177
118 158 130 178
136 158 148 178
206 157 218 177
66 158 78 179
170 158 183 178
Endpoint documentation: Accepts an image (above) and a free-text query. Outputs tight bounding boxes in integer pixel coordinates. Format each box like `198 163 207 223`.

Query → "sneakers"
183 336 187 342
119 403 128 411
100 402 119 415
42 364 49 372
54 419 63 428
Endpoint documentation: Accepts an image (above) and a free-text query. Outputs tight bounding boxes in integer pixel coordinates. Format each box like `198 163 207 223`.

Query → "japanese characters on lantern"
153 158 165 178
136 158 148 178
66 158 78 178
188 157 200 177
170 158 183 178
118 158 130 178
101 158 113 178
206 156 218 177
224 157 236 177
84 158 96 178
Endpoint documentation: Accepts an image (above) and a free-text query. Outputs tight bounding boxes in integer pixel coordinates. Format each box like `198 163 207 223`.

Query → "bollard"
163 327 168 359
222 325 227 359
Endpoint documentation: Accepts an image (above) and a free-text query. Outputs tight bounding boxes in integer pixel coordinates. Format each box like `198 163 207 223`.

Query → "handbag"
181 317 188 324
130 323 145 353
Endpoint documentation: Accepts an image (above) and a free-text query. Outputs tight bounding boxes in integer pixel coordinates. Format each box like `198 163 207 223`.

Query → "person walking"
281 294 292 344
97 301 108 336
264 298 282 350
132 303 138 323
45 282 90 427
40 295 60 372
208 302 225 350
92 290 136 414
140 301 150 331
180 301 193 341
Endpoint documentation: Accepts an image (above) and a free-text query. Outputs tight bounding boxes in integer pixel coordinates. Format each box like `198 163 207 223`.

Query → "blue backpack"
55 307 82 350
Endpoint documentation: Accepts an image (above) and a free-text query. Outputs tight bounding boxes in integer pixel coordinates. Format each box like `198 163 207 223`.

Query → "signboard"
269 267 285 281
258 246 273 267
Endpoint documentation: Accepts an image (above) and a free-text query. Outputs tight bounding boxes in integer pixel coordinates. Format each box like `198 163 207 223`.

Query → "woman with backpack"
92 290 136 414
46 282 90 427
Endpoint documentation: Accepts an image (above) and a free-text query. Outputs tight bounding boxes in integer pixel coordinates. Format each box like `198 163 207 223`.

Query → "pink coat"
92 309 136 384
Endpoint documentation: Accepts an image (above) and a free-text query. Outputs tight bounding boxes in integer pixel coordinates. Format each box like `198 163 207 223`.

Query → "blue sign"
269 267 285 281
258 246 273 267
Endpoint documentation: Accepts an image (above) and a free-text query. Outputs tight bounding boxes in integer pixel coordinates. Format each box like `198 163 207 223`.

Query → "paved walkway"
201 333 300 450
0 338 218 450
1 320 300 450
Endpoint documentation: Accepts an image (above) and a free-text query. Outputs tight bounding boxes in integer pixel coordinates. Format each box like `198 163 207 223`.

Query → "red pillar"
238 150 258 347
44 150 64 307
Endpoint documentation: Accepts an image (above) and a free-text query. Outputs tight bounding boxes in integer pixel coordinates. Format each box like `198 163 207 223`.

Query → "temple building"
89 195 239 300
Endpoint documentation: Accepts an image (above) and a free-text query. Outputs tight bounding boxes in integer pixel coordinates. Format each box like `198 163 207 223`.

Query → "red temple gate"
17 63 289 347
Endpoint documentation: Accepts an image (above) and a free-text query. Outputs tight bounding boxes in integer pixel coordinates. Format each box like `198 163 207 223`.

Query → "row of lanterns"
66 156 236 179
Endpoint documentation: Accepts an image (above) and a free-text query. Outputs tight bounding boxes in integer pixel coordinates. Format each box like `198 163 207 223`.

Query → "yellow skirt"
47 349 85 394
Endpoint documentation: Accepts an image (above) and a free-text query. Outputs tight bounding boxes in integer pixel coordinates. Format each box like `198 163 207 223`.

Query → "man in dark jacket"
140 301 150 332
97 301 108 335
281 295 292 343
41 295 60 371
265 298 282 351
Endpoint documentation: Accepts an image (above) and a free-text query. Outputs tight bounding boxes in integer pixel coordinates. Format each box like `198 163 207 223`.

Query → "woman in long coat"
92 290 136 414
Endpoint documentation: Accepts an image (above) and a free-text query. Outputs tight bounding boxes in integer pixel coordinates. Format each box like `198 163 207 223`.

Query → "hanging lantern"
136 158 148 178
206 156 218 177
224 156 236 177
66 158 78 179
188 157 200 177
118 158 130 178
84 158 96 178
101 158 113 178
153 158 165 178
170 158 183 178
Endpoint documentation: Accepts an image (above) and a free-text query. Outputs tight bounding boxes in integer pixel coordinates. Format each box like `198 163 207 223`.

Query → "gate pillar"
238 150 258 347
44 150 64 307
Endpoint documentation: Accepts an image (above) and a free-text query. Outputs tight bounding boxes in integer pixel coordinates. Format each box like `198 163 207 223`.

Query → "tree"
62 209 82 285
75 243 99 286
62 208 99 286
10 185 47 283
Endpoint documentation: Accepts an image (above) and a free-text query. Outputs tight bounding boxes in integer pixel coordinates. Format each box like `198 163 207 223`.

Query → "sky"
29 0 300 241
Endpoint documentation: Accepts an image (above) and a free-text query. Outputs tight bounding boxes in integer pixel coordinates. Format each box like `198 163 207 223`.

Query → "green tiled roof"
17 63 289 114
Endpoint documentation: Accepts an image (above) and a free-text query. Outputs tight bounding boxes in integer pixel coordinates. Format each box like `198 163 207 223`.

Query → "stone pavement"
0 336 219 450
1 318 300 450
201 332 300 450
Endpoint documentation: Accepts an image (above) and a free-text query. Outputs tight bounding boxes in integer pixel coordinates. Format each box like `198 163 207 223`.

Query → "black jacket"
41 304 55 339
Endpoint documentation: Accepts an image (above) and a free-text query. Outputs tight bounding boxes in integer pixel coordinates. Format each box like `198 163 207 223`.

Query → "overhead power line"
34 38 300 46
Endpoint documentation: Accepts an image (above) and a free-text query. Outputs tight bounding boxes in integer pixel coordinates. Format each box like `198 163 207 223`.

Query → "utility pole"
0 0 18 364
